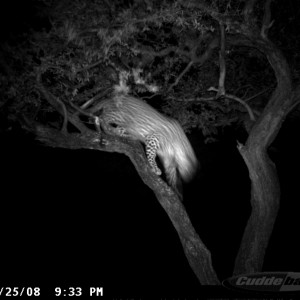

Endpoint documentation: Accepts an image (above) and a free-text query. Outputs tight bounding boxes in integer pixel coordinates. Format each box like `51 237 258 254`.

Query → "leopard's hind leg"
145 134 162 176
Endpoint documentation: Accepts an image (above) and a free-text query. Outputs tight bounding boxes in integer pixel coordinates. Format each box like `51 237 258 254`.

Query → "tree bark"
30 123 220 285
234 143 280 274
233 35 295 274
101 130 221 285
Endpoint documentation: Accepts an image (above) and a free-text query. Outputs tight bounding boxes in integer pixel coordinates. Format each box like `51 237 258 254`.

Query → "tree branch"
137 46 190 59
101 128 220 285
35 82 89 134
286 87 300 117
244 88 272 103
217 22 226 97
168 38 219 91
261 0 274 39
32 122 220 285
208 87 256 121
168 61 194 91
229 13 294 276
79 89 110 110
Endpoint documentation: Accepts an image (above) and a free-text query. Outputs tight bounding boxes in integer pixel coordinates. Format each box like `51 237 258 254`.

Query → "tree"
1 0 300 286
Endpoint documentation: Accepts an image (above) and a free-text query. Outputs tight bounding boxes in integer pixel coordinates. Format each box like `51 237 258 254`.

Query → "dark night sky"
0 0 46 42
1 118 299 296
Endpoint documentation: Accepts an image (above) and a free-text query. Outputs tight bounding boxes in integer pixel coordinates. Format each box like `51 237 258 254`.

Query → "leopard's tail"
160 133 198 198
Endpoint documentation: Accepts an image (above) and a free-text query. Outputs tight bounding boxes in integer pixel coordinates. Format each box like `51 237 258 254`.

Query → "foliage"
0 0 298 140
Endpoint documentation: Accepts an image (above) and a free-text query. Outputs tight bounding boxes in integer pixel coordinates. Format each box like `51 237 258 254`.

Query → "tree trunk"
234 143 280 274
233 36 294 274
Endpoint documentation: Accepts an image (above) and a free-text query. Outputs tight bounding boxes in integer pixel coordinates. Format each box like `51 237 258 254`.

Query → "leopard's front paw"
152 167 162 176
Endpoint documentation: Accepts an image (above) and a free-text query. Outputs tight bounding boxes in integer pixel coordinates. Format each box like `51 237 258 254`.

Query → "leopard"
95 94 198 196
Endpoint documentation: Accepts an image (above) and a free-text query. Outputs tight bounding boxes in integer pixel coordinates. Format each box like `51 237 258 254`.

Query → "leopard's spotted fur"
96 94 198 192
